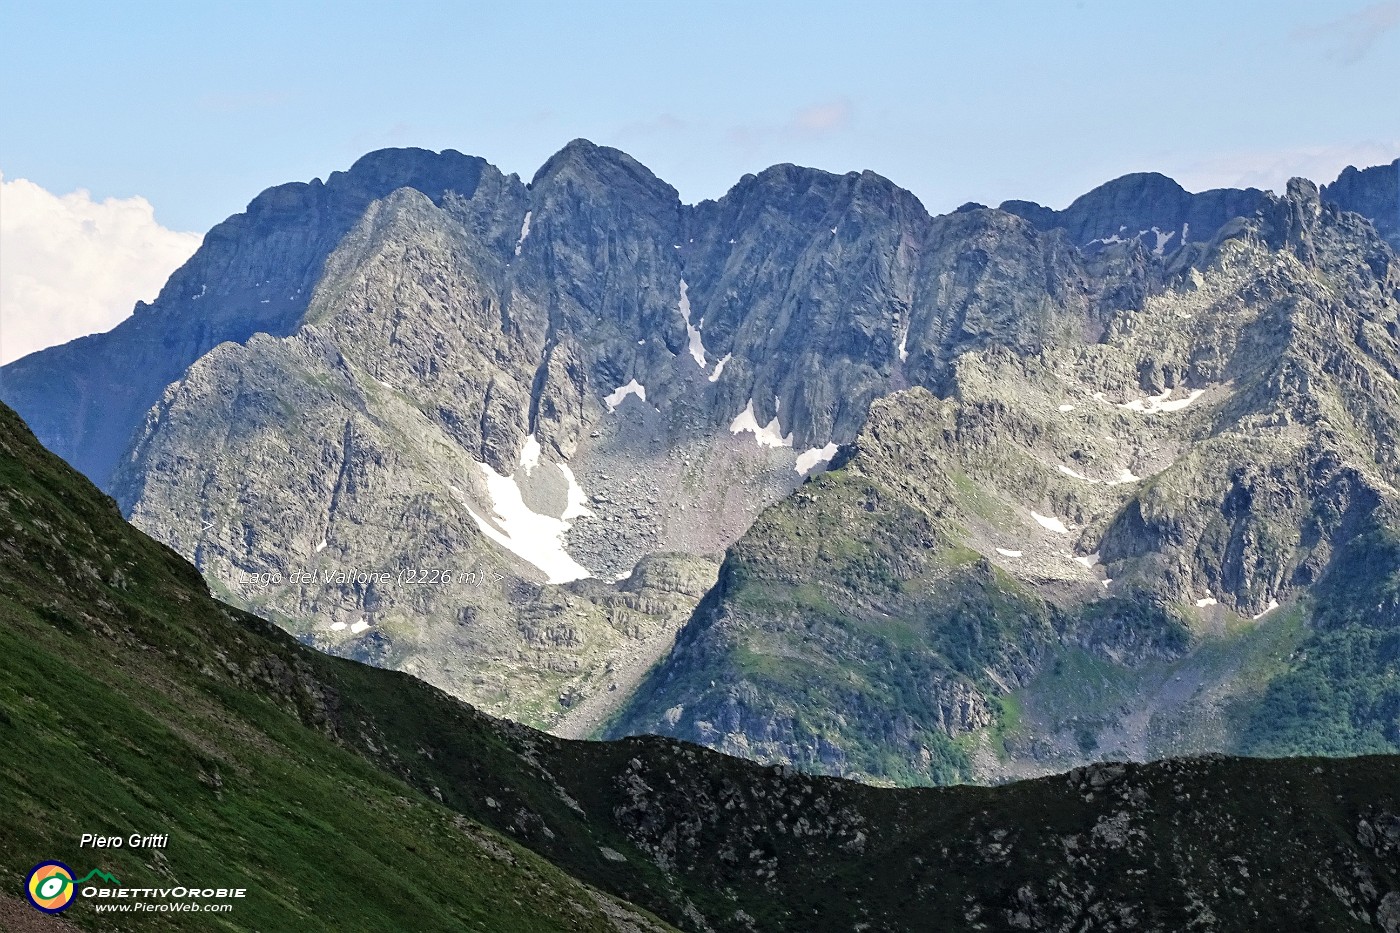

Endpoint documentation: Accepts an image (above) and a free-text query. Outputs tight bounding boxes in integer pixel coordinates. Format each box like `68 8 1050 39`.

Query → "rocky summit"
4 143 1399 783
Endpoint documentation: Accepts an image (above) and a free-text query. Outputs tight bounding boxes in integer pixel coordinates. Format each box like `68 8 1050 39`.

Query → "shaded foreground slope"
0 408 674 931
2 400 1400 931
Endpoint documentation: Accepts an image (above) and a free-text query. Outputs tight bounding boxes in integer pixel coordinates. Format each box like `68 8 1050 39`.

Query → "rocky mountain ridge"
612 177 1400 783
4 143 1399 773
13 141 1116 731
1324 158 1400 250
999 171 1266 254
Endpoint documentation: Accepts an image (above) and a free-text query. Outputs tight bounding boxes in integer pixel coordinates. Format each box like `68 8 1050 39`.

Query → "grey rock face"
0 147 491 485
1323 158 1400 250
97 140 1136 738
612 178 1400 783
1380 891 1400 933
1000 171 1267 252
1007 160 1400 258
9 141 1400 770
108 171 729 729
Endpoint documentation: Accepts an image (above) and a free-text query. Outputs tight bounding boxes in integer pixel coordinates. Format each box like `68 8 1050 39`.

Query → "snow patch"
519 434 542 475
466 461 591 584
794 442 839 475
315 538 327 553
1058 404 1076 412
1252 599 1280 620
1151 226 1176 256
678 279 708 367
1118 387 1206 414
896 320 910 362
330 621 346 631
1153 389 1207 412
1072 553 1099 569
1195 597 1218 607
350 618 370 634
1108 467 1141 484
514 211 532 255
995 547 1023 558
558 464 594 521
1031 511 1069 534
709 353 731 383
1056 464 1089 481
605 378 646 412
730 398 793 448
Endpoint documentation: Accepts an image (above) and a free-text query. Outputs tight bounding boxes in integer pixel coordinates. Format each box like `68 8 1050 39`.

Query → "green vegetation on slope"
0 404 676 933
1239 523 1400 756
607 456 1074 784
3 402 1400 929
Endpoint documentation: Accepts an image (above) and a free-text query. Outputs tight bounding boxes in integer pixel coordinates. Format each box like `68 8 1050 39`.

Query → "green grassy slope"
4 400 1400 931
0 403 676 933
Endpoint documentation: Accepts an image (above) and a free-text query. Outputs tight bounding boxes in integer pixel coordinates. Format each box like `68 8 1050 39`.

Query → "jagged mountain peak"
1228 171 1400 275
241 147 491 222
1285 175 1322 201
530 137 679 200
1001 169 1267 254
1323 157 1400 251
1075 170 1190 201
334 145 490 201
722 161 919 211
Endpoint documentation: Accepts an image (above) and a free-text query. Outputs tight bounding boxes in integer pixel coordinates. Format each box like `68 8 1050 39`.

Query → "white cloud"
726 98 855 151
615 113 688 139
0 172 202 364
1172 142 1400 194
1292 2 1400 64
790 100 852 134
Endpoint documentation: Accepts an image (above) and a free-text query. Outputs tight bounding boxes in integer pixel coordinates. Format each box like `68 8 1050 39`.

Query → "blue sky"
3 0 1398 233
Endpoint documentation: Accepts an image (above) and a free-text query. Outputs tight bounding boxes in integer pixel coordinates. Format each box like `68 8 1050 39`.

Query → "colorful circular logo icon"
25 861 76 914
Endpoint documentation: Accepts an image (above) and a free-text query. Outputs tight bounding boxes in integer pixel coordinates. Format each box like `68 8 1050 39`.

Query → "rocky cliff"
0 148 493 485
1325 158 1400 250
71 142 1122 732
5 143 1400 780
1000 171 1266 253
612 178 1400 783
